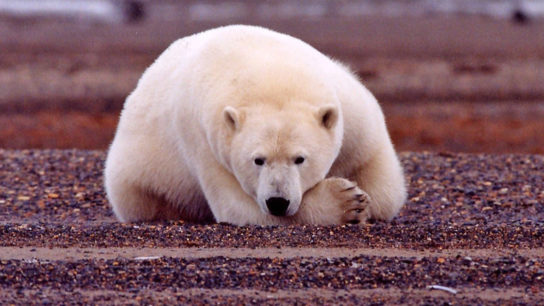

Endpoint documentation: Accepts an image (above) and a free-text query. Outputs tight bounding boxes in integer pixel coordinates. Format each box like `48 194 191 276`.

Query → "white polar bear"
104 25 406 225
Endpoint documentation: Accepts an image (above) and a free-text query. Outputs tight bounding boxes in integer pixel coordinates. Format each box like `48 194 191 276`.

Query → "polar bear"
104 25 406 225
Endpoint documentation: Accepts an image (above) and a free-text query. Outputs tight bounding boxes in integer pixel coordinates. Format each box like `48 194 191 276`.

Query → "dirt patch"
2 246 543 261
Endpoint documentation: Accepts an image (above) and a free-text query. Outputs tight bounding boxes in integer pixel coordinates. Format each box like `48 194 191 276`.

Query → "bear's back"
181 26 341 110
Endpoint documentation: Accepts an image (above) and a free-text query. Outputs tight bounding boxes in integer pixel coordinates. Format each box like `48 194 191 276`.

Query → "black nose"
266 197 290 216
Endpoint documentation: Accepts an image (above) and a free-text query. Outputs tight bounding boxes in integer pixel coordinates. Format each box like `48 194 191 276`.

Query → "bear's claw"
345 191 370 223
326 177 371 224
301 177 371 225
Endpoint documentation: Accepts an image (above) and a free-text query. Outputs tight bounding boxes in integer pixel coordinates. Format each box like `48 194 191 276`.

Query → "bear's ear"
317 104 338 129
223 106 241 131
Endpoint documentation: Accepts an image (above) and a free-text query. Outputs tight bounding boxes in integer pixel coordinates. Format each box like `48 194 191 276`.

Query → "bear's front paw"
301 177 370 225
330 178 371 224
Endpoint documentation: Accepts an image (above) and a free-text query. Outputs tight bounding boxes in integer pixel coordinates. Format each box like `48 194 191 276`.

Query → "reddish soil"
2 102 544 154
0 111 118 149
385 102 544 154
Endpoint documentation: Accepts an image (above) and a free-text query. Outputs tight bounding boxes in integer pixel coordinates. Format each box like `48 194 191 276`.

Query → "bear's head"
222 103 343 217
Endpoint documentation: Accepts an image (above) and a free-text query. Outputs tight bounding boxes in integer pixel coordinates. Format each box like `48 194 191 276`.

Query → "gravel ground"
0 149 542 304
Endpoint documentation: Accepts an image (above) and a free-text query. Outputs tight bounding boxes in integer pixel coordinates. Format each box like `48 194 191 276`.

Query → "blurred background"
1 0 543 153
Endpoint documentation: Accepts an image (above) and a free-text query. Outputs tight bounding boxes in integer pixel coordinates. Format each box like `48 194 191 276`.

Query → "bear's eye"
294 156 305 165
254 158 265 166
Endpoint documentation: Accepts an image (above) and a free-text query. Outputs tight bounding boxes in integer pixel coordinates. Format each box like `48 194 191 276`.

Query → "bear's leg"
195 156 387 226
198 161 372 225
296 177 371 225
349 146 407 221
108 179 214 222
106 180 171 222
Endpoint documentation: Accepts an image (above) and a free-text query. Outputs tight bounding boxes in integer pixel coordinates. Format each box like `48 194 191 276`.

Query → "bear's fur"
104 25 406 225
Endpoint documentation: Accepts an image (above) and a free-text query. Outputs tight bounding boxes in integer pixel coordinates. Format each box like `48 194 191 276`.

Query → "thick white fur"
104 25 406 225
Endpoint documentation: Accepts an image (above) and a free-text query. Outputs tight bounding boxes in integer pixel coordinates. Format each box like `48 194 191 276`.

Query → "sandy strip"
1 246 542 261
1 287 541 302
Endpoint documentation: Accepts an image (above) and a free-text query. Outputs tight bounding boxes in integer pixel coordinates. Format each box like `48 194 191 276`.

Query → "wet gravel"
2 254 543 304
0 149 543 304
2 255 543 291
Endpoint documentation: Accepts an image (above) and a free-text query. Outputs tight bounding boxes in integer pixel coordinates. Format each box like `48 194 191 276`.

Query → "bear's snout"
266 197 290 216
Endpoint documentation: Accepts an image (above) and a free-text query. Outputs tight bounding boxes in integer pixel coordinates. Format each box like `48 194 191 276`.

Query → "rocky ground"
0 150 542 304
